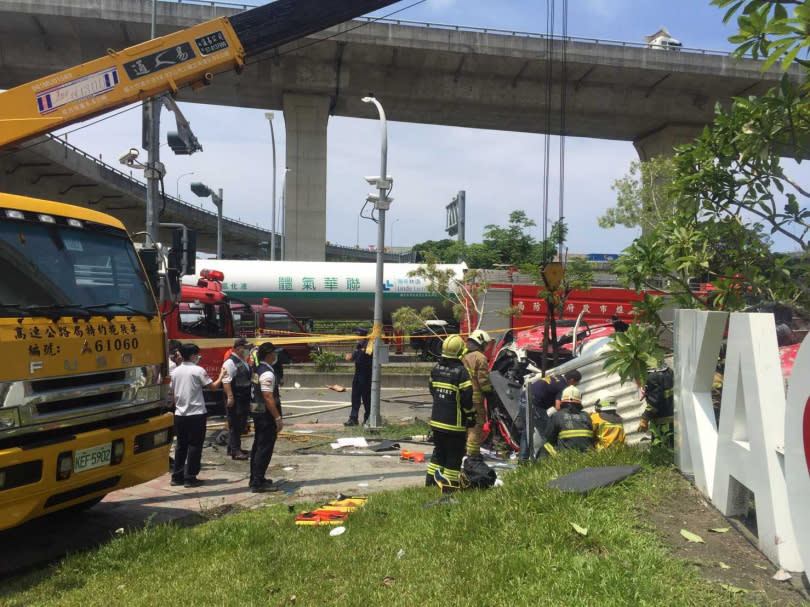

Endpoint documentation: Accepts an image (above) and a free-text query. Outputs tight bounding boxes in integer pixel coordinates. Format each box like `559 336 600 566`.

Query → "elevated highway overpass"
0 132 411 261
0 0 800 259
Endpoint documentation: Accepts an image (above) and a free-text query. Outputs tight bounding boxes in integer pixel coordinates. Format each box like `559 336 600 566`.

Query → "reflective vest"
250 361 276 415
429 357 474 433
228 353 252 393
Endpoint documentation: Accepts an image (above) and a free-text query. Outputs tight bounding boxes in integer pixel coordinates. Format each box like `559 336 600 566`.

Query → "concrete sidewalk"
0 388 436 577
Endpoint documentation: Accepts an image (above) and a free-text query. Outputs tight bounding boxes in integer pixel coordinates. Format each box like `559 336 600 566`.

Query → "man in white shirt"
249 342 283 493
170 343 222 488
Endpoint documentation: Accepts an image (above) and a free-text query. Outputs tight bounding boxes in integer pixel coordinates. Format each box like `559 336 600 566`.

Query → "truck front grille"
36 391 125 415
30 371 126 393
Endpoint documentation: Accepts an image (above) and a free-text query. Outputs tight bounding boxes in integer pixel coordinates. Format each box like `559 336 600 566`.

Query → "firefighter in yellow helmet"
543 385 594 455
462 329 493 461
427 334 475 493
590 392 626 450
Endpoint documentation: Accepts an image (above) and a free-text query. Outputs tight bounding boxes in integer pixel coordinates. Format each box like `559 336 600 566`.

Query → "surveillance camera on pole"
118 148 140 166
365 192 393 211
364 175 393 189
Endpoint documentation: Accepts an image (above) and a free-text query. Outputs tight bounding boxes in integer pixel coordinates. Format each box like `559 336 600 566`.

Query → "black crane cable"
0 0 426 162
558 0 568 260
541 0 555 260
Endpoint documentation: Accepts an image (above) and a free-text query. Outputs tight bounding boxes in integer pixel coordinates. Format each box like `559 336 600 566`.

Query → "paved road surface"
0 387 439 578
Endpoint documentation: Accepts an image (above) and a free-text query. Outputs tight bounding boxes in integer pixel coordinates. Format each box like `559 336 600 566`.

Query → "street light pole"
215 188 223 259
265 112 277 261
176 171 194 200
280 168 290 261
362 95 390 429
143 0 161 245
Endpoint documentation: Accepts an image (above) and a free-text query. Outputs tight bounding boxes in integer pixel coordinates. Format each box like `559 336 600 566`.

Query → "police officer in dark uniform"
426 335 475 493
344 326 372 426
249 342 282 493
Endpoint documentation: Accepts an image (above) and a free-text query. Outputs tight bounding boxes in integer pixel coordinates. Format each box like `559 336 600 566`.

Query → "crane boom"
0 0 399 148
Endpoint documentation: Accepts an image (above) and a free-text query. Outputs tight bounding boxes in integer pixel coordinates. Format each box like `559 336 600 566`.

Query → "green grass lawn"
1 448 765 607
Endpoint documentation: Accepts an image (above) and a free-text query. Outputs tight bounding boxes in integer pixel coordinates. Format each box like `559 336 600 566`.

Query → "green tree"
603 0 810 388
481 210 539 267
412 239 464 264
714 0 810 71
599 156 678 233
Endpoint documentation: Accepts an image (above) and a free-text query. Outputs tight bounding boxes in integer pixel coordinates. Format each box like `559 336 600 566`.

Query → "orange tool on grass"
400 449 425 463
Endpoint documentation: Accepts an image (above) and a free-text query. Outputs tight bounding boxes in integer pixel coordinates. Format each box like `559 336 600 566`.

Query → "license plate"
74 443 112 473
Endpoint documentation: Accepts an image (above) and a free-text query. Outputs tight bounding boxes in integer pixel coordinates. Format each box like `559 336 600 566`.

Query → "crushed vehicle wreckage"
483 310 803 459
484 313 645 458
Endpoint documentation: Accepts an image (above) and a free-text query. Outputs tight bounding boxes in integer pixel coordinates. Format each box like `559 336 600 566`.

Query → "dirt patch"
646 473 809 605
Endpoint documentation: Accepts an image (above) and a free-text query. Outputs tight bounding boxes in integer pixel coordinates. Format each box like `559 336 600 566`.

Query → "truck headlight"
133 385 163 405
0 408 20 430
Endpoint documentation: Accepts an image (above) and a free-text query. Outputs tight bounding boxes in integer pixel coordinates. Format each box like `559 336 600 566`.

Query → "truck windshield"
263 313 302 333
0 218 156 317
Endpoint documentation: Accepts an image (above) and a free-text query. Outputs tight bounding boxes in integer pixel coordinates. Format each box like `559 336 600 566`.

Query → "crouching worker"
426 335 475 493
543 386 593 456
590 393 625 450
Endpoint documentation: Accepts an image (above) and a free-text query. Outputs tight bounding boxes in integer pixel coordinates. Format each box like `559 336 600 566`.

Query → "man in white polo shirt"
170 343 222 488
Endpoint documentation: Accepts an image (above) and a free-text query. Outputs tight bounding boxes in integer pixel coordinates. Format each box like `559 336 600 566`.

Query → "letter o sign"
785 336 810 576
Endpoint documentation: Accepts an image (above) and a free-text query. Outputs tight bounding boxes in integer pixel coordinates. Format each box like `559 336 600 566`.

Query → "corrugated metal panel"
525 337 646 444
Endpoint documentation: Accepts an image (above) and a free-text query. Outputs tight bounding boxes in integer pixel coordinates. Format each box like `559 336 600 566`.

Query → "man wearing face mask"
170 343 222 488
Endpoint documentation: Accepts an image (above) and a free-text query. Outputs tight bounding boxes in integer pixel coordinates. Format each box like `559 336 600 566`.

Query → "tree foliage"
599 156 678 233
603 0 810 389
411 210 566 269
713 0 810 71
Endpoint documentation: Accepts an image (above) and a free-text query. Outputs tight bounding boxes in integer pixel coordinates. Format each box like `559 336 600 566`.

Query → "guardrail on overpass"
163 0 735 56
2 132 414 261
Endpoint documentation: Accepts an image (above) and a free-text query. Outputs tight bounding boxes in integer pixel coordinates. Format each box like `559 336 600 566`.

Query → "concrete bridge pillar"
633 124 703 161
282 93 331 261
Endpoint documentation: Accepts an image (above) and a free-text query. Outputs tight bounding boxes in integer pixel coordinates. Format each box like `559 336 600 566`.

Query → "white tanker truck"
182 260 467 321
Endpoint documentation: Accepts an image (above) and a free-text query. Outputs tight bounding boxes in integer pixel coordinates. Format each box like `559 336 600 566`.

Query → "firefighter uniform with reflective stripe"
641 365 675 447
462 348 492 457
590 410 625 450
427 356 475 489
543 402 593 455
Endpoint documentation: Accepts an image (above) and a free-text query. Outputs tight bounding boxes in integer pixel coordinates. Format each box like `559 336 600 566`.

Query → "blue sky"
58 0 794 256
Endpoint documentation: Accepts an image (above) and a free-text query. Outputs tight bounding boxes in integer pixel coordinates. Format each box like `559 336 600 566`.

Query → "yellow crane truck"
0 0 399 529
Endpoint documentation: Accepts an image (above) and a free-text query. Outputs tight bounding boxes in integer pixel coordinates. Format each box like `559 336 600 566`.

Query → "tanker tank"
182 260 467 321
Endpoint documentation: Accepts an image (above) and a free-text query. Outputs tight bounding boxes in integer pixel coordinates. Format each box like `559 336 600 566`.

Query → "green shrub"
309 349 342 372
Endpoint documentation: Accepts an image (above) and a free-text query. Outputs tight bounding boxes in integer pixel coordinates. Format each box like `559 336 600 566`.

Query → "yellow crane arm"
0 0 399 148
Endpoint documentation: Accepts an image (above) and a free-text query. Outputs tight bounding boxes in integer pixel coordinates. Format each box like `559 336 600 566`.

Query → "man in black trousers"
344 326 372 426
249 342 283 493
